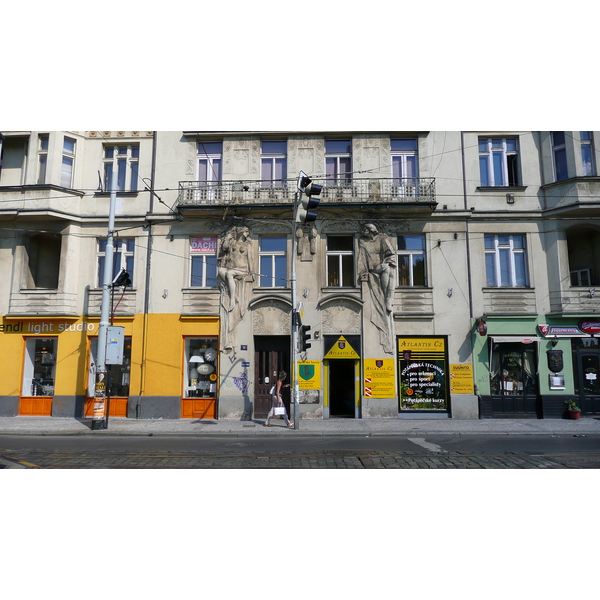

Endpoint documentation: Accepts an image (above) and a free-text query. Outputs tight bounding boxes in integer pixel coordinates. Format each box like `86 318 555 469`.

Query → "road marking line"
407 438 447 453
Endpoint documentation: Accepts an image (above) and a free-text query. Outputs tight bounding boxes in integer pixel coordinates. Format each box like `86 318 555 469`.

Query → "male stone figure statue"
358 223 397 354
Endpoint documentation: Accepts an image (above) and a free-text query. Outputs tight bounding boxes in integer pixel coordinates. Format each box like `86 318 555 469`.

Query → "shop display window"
88 337 132 397
184 337 218 398
22 337 57 397
490 344 536 396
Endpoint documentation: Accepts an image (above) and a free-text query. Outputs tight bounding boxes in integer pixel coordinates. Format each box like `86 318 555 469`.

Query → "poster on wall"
298 360 321 390
364 359 396 398
398 337 448 411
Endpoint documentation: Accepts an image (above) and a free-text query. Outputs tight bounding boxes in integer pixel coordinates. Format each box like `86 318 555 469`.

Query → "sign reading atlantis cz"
1 320 97 334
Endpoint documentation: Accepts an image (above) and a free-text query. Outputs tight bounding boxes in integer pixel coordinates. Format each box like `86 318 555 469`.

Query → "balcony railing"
177 177 436 206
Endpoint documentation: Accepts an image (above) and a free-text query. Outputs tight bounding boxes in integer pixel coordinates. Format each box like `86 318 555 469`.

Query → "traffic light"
296 173 322 224
113 269 132 288
300 324 312 352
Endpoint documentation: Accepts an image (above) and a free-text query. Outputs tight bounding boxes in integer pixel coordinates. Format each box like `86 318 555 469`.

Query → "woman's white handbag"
274 406 285 415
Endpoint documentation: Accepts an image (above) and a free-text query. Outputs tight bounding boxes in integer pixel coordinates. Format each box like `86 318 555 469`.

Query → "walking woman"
264 371 293 428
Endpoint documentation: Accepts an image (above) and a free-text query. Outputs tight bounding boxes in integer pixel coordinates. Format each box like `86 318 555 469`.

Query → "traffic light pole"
91 162 118 430
291 191 300 430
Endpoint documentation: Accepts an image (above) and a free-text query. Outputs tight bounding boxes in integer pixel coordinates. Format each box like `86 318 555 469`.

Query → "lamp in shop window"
189 354 204 363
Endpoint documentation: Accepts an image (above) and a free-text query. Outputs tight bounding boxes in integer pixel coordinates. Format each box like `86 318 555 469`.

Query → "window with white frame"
190 236 218 287
485 234 529 287
198 141 222 182
479 137 520 187
552 132 568 181
327 236 354 287
37 134 49 184
103 145 139 192
397 234 426 286
259 236 287 287
22 337 58 397
260 140 287 185
581 131 595 176
391 139 418 195
97 238 135 287
60 137 76 188
325 140 352 186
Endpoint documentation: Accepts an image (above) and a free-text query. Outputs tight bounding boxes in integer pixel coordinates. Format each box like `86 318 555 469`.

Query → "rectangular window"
570 269 591 287
327 236 354 287
60 137 76 187
485 234 529 287
259 236 287 287
97 238 135 287
325 139 352 185
552 132 568 181
260 140 287 185
397 234 426 286
479 137 519 186
24 233 61 289
37 134 49 184
391 138 418 196
581 131 595 176
184 337 219 398
190 236 218 287
103 144 139 192
22 337 58 397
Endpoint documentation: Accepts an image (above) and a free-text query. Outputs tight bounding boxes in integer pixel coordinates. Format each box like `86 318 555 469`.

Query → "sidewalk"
1 415 600 437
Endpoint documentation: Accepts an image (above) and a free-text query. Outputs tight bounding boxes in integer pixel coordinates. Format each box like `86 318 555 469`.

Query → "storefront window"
88 337 132 397
184 337 218 398
490 343 536 396
22 337 57 397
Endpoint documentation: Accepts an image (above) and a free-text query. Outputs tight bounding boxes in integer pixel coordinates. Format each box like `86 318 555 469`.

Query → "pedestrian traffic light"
296 173 322 224
300 324 312 352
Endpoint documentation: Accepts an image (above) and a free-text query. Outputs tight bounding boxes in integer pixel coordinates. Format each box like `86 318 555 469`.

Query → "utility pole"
291 172 321 430
91 160 119 430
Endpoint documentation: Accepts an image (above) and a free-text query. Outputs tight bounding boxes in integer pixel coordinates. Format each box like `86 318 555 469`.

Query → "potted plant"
565 399 582 420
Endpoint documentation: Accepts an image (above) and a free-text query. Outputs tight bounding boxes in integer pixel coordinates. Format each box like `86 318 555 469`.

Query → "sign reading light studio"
1 320 97 334
398 336 449 411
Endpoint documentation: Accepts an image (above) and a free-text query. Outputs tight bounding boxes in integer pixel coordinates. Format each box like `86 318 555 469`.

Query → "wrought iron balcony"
177 177 436 207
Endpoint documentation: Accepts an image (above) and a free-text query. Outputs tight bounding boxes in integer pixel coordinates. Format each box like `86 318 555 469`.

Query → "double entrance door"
254 336 290 419
573 344 600 415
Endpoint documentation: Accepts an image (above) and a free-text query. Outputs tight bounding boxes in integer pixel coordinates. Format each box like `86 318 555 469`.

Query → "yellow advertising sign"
364 359 396 398
398 337 445 356
324 336 360 359
450 364 474 394
298 360 321 390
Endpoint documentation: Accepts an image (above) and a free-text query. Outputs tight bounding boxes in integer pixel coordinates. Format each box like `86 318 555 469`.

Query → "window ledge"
94 191 139 197
483 287 533 291
477 186 527 192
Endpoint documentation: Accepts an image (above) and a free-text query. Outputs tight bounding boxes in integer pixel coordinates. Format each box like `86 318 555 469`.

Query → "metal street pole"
91 160 118 430
291 191 300 430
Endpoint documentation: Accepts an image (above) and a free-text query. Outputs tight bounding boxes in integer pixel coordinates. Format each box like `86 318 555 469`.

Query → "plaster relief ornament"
217 226 254 351
358 223 396 354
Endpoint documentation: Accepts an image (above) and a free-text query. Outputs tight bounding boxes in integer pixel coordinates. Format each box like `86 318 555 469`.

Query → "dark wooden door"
254 336 290 418
575 351 600 415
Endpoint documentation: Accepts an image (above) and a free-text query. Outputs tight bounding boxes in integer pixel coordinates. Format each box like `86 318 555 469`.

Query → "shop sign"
364 359 395 398
0 320 96 334
324 336 360 359
398 337 448 411
579 320 600 335
450 364 474 394
190 236 217 253
538 325 585 338
298 360 321 390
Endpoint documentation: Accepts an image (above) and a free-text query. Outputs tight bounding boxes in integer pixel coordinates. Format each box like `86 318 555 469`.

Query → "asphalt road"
2 433 600 468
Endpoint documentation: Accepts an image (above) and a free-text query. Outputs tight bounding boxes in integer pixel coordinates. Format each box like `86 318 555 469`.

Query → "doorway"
328 359 357 417
573 340 600 415
254 336 290 419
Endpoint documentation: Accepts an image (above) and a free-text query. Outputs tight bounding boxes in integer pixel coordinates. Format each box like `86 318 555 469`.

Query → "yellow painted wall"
0 314 219 399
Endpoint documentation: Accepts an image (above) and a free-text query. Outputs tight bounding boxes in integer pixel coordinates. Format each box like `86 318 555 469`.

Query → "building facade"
1 131 599 420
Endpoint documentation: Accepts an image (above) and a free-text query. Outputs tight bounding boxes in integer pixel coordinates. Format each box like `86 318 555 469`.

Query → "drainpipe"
460 131 474 320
